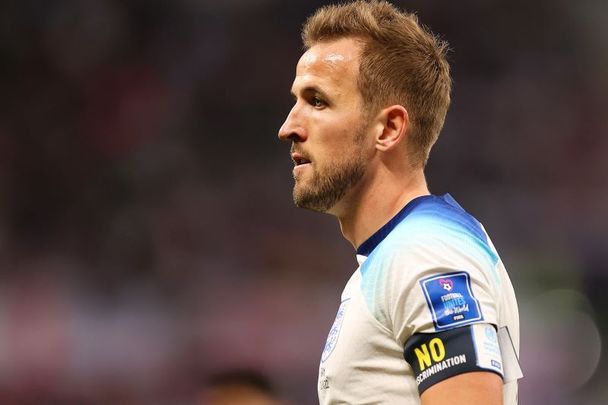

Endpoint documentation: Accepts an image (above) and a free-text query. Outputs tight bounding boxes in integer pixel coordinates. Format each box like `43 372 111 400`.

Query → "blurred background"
0 0 606 403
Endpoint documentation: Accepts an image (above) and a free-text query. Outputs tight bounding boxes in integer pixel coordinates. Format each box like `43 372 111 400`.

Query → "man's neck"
335 167 429 251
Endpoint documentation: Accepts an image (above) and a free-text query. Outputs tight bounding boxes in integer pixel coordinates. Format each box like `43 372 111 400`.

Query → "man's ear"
375 105 409 152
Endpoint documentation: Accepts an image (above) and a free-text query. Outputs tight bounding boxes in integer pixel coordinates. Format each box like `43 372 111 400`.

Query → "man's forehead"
293 38 361 89
296 38 360 74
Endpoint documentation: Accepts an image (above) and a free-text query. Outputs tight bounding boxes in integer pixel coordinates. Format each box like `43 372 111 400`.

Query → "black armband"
403 323 504 394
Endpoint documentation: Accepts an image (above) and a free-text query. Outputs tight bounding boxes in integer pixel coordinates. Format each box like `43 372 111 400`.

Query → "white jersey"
318 194 521 404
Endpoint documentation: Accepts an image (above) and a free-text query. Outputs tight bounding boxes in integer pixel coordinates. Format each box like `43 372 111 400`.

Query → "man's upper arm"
382 244 507 399
421 371 503 405
376 223 519 401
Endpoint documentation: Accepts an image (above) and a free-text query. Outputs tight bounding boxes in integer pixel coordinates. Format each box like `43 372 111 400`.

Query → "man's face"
278 38 373 213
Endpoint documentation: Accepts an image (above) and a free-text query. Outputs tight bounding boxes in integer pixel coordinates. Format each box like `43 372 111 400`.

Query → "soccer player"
277 1 522 404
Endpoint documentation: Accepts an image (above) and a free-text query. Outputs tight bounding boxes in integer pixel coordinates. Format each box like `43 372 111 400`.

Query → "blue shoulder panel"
357 194 499 327
357 194 488 259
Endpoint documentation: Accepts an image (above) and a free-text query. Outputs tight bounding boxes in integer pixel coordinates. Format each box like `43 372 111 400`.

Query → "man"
277 1 522 404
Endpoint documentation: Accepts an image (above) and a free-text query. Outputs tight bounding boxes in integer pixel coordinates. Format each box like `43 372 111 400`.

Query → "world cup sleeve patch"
420 271 483 330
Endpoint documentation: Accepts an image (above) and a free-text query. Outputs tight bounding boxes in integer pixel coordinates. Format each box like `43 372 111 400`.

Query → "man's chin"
293 189 327 213
293 197 317 212
293 187 341 214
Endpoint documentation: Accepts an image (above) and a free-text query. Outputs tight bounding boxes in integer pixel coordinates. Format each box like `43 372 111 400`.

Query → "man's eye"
311 97 325 108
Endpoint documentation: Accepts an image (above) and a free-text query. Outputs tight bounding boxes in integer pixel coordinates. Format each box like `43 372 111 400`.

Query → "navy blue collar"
356 194 435 257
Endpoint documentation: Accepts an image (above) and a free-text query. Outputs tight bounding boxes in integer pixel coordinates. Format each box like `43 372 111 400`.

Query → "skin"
278 37 503 404
279 40 370 214
278 37 427 249
421 372 503 405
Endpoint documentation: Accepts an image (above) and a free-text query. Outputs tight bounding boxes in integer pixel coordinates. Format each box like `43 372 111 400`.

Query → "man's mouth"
292 153 311 167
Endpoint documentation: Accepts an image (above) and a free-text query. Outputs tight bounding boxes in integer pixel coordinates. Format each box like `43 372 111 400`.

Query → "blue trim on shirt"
356 195 433 256
355 194 487 257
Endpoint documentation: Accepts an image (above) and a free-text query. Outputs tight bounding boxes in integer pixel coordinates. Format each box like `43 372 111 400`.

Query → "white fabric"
317 196 520 404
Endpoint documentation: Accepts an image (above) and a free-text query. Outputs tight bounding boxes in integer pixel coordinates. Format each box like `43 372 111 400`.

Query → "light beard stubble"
292 151 366 213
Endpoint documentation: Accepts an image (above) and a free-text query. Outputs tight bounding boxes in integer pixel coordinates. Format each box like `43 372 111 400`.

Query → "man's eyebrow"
290 85 330 99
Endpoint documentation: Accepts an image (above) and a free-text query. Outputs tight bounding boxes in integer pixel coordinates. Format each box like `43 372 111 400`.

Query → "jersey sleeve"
382 231 502 344
372 227 506 393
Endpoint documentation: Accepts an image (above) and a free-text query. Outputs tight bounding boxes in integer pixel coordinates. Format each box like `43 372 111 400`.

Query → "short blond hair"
302 0 451 167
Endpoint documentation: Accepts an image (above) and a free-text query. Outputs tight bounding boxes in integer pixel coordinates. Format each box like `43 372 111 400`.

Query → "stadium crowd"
0 0 606 403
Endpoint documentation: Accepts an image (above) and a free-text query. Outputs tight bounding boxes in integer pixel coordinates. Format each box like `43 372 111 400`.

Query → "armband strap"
403 323 504 394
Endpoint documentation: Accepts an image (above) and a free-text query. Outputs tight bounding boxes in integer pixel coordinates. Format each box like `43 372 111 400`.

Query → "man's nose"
278 105 306 142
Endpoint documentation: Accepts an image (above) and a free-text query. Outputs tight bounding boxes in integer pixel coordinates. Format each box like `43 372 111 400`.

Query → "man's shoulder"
363 195 498 273
385 195 487 247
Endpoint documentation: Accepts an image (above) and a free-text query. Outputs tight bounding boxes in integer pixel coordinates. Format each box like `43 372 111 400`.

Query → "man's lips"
291 152 312 166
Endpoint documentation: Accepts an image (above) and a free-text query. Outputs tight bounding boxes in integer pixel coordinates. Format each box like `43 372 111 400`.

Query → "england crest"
321 298 350 362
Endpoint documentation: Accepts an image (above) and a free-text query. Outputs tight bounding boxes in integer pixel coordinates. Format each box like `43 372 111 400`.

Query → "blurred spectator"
200 370 284 405
0 0 606 403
